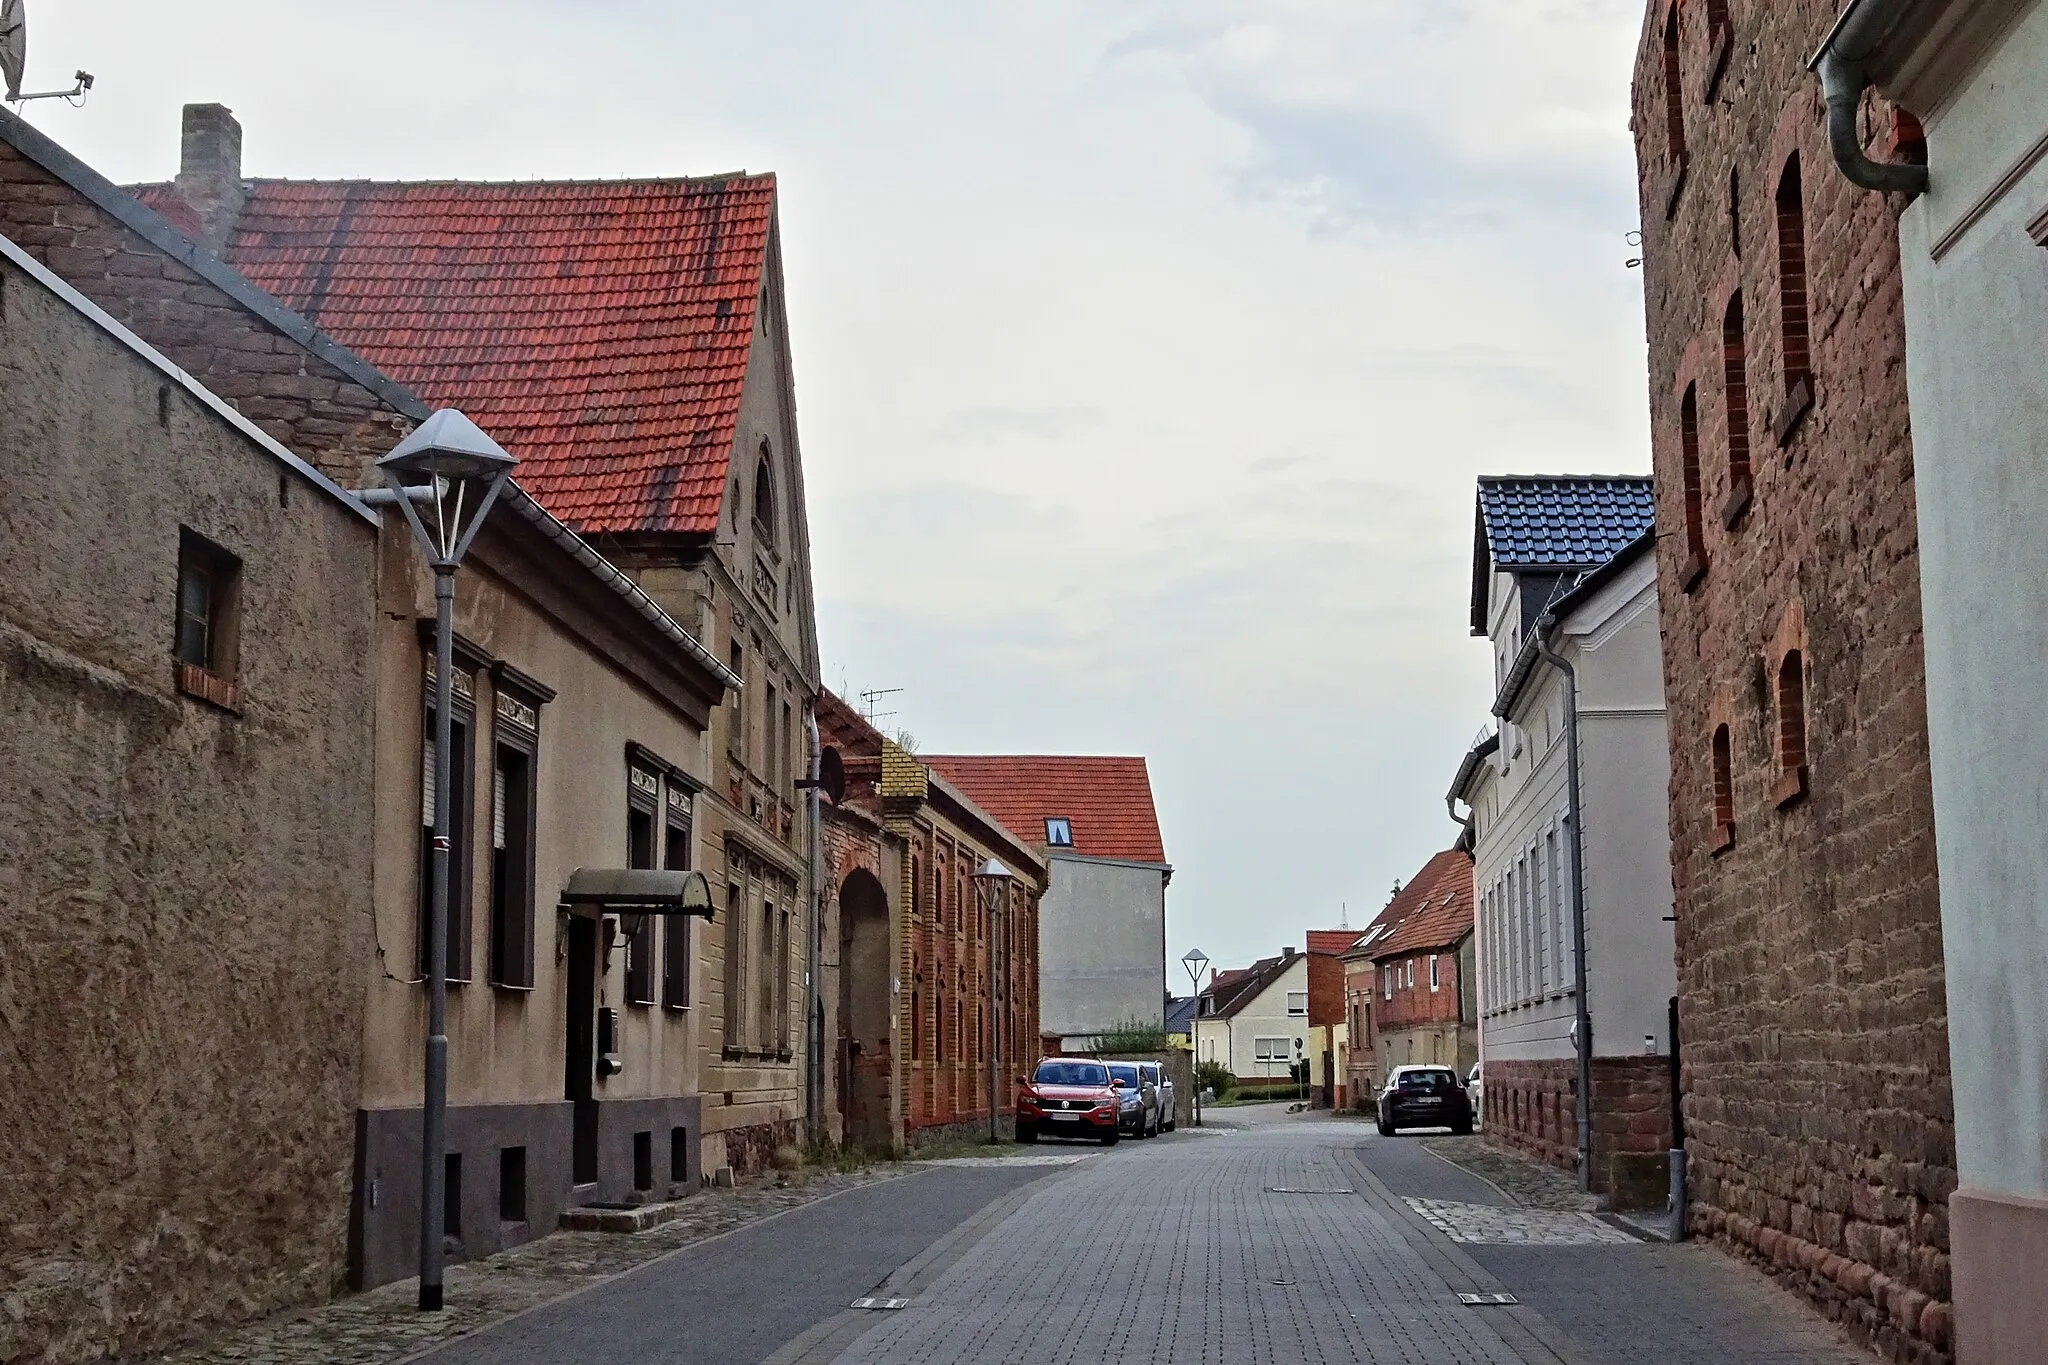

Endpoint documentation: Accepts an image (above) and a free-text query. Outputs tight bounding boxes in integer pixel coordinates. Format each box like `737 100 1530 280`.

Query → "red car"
1015 1058 1122 1145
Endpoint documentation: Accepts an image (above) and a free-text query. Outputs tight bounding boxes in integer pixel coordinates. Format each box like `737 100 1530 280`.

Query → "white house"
1835 5 2048 1355
925 756 1170 1047
1450 476 1676 1201
1195 949 1310 1087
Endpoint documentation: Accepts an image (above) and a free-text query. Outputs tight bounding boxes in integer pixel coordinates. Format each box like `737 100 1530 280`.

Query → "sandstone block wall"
1630 3 1953 1360
1485 1057 1671 1206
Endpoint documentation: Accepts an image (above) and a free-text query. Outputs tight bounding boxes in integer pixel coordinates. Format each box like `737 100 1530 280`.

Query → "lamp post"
372 410 517 1312
971 858 1014 1144
1181 948 1208 1126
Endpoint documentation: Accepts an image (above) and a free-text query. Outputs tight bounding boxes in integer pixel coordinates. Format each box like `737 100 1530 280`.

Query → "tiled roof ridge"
129 170 772 193
1476 472 1652 483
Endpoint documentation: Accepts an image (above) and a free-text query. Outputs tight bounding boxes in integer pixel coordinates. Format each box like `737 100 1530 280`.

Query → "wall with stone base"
1484 1058 1672 1208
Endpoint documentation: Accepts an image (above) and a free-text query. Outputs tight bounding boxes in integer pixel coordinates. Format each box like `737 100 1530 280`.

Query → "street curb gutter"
760 1159 1089 1365
1335 1145 1598 1365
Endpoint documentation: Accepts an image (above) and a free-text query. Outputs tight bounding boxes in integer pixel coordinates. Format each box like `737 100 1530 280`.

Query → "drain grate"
1264 1187 1354 1195
850 1297 910 1310
1457 1292 1519 1307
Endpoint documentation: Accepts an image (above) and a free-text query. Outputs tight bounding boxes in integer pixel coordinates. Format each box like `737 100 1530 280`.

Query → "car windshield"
1107 1064 1142 1086
1033 1061 1109 1087
1397 1069 1458 1090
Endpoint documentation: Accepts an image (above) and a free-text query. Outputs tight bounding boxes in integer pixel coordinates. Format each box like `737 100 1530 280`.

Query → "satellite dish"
0 0 92 107
1 0 24 102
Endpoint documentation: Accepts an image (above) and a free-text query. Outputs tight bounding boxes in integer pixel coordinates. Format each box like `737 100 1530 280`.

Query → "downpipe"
804 709 824 1150
1811 0 1929 195
1533 615 1596 1194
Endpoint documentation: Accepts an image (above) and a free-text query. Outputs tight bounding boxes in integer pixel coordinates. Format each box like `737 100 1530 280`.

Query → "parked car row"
1015 1057 1178 1146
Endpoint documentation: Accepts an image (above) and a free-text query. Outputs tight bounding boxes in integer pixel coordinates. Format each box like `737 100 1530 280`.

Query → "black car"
1377 1064 1474 1136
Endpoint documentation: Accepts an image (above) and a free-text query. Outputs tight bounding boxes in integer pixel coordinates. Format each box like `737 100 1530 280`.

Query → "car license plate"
1050 1112 1079 1121
1415 1097 1440 1106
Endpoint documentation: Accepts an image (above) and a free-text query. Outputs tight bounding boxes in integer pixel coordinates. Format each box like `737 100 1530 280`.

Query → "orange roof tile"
921 755 1166 863
1360 849 1475 960
135 175 776 535
1305 929 1363 956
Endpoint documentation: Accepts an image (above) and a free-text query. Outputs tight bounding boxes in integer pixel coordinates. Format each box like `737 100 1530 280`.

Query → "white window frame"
1286 990 1308 1017
1428 954 1440 992
1254 1036 1289 1062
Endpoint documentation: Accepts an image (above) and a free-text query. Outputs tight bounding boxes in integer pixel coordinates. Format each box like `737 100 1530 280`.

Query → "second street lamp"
1181 947 1208 1126
371 410 517 1313
972 858 1014 1144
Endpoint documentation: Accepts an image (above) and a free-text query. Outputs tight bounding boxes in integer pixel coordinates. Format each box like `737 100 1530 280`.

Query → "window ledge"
1773 376 1814 447
1772 765 1809 810
1709 820 1735 855
1721 474 1753 529
175 662 241 714
490 980 537 995
1703 25 1732 104
1681 547 1708 594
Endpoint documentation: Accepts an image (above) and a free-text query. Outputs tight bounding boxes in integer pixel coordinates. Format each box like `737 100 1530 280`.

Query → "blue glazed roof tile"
1476 475 1655 568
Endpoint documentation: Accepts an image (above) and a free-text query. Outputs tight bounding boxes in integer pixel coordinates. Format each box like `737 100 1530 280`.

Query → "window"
1728 165 1742 258
1680 384 1706 579
776 906 792 1052
1776 157 1813 398
662 788 693 1008
753 445 777 549
625 769 658 1007
780 700 793 798
1044 817 1073 847
1712 723 1736 849
174 529 241 681
765 682 780 791
1775 651 1809 805
722 881 743 1047
1428 955 1441 992
1254 1037 1290 1063
1533 846 1550 992
1286 991 1308 1017
727 642 744 762
1405 959 1415 989
1382 967 1392 1001
498 1147 527 1224
488 702 539 989
1546 829 1566 989
757 897 776 1047
1661 4 1686 163
1723 292 1752 508
419 662 476 981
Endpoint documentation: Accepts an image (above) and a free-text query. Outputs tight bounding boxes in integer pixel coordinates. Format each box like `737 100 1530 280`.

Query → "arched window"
1775 650 1809 806
1711 724 1735 850
1723 292 1752 495
1776 157 1811 391
1661 6 1686 162
753 443 777 549
1680 383 1706 582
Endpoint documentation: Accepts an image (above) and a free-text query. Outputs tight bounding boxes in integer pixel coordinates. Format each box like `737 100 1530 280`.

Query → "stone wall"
1484 1058 1670 1207
1629 2 1952 1360
0 250 377 1362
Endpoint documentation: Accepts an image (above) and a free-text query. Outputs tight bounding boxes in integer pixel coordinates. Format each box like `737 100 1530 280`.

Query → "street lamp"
374 410 517 1313
971 858 1014 1144
1181 948 1208 1126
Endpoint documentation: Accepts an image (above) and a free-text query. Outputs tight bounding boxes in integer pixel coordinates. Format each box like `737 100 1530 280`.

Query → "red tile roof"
1305 929 1363 956
1359 849 1475 961
135 175 776 535
920 756 1166 863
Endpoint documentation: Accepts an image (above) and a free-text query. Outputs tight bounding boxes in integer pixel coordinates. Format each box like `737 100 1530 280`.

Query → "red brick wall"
1630 2 1952 1360
1372 950 1463 1029
1305 948 1345 1029
0 145 414 484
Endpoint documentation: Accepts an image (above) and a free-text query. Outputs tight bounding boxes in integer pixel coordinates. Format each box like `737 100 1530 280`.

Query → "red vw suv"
1015 1057 1122 1145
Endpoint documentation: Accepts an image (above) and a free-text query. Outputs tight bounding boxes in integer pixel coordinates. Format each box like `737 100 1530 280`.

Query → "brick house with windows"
814 700 1049 1148
128 104 827 1182
1450 476 1677 1205
1342 849 1477 1101
1631 3 1952 1358
0 102 751 1323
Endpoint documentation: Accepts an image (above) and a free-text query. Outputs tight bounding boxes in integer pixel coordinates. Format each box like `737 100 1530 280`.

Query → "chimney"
1282 946 1297 961
175 103 245 250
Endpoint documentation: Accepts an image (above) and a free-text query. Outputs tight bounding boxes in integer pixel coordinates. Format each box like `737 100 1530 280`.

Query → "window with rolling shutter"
419 658 477 981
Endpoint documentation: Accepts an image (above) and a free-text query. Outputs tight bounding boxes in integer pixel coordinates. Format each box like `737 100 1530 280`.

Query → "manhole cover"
1457 1292 1519 1306
850 1297 910 1310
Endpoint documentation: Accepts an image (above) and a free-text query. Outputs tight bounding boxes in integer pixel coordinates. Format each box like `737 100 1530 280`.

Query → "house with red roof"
1351 848 1478 1089
1191 947 1311 1089
131 104 825 1187
923 756 1170 1050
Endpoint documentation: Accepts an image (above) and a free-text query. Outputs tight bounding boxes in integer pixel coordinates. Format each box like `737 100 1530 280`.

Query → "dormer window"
753 443 777 551
1044 817 1072 847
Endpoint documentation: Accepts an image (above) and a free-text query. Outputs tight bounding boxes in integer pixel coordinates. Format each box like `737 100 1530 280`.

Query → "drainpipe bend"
1811 0 1929 195
1533 613 1596 1194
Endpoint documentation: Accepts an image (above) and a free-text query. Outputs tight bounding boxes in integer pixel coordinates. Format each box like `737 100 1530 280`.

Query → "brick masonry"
1485 1058 1672 1209
1630 3 1953 1362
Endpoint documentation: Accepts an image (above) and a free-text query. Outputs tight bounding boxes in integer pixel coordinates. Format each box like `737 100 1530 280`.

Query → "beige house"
128 106 826 1180
0 229 380 1360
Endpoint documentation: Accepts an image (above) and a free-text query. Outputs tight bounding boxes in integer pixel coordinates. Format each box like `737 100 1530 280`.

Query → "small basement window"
1045 817 1072 846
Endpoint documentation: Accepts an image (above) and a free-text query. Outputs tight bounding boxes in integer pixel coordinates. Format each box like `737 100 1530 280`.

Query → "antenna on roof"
859 687 903 724
1 0 95 107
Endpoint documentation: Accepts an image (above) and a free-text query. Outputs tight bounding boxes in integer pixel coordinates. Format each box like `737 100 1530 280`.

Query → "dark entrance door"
566 916 599 1185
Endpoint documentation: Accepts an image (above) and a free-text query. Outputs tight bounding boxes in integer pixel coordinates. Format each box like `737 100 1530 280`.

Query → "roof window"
1044 817 1073 846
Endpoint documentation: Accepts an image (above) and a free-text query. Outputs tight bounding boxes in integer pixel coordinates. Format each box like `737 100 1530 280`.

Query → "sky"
22 0 1653 979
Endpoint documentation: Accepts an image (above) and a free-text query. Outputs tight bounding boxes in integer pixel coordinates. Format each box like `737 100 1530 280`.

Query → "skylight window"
1044 817 1073 846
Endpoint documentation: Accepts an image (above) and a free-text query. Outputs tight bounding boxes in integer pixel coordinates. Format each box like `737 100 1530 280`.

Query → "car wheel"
1163 1118 1176 1133
1016 1124 1038 1144
1101 1129 1120 1146
1376 1118 1395 1137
